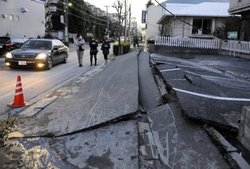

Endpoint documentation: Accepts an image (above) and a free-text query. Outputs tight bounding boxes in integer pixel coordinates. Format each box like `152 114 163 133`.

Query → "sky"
85 0 165 25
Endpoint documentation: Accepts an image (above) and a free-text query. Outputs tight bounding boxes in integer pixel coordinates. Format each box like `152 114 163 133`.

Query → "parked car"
0 36 27 57
5 39 69 70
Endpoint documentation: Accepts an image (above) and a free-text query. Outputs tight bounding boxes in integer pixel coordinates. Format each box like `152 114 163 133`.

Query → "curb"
205 126 250 169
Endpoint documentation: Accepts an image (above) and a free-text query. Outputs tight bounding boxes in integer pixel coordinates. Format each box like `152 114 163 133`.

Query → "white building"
157 2 230 38
146 5 165 41
0 0 45 38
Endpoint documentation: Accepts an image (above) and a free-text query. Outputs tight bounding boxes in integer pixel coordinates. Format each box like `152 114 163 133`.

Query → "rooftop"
163 2 230 17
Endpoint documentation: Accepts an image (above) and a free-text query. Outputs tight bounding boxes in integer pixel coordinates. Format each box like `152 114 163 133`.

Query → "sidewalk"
2 51 140 168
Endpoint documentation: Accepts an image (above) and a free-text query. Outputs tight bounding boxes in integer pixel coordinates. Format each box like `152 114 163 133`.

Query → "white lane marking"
173 88 250 102
160 68 181 72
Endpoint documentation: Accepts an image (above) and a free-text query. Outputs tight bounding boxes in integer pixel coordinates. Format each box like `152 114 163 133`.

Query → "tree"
112 0 124 55
213 17 240 40
146 0 154 8
68 0 87 34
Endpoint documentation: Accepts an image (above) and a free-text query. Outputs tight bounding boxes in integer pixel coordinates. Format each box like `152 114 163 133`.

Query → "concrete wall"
229 0 250 14
146 5 165 40
238 106 250 152
0 0 45 38
148 44 219 55
148 44 250 60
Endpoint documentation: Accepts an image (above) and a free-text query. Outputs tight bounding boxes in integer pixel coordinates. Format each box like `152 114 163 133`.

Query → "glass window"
15 15 20 22
192 18 212 35
9 14 14 21
22 40 52 50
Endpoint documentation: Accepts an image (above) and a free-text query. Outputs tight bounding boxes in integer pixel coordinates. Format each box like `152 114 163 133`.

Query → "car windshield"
21 40 52 50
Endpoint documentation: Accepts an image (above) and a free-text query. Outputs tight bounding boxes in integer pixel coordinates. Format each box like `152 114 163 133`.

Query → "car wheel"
63 53 68 63
46 57 53 70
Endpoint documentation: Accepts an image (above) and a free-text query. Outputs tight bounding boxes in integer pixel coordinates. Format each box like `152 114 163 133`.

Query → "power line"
154 0 213 35
154 0 193 27
57 8 107 26
69 0 108 22
68 5 108 23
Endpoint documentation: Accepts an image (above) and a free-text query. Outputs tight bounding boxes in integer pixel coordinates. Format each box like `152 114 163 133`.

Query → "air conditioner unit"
20 8 28 13
1 14 7 18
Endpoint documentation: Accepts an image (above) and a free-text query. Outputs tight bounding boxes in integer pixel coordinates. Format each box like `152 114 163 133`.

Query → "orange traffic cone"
8 75 29 108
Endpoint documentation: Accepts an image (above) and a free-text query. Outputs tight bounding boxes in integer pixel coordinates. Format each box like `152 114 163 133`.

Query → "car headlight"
36 53 47 60
6 52 13 59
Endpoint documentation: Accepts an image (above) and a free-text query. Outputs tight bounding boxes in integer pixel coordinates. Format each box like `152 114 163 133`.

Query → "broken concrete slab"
14 51 139 137
147 104 230 169
49 120 138 169
138 52 162 110
18 96 58 117
1 120 138 169
151 54 250 129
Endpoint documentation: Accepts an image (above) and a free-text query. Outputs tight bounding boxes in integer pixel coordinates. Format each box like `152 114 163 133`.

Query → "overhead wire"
68 0 109 23
56 8 107 26
154 0 212 35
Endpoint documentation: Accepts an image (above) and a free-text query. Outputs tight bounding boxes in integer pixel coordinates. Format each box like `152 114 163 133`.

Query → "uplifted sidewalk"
2 51 140 168
16 51 139 137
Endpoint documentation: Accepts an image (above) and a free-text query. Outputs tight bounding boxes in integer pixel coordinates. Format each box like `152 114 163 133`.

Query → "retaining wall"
238 106 250 152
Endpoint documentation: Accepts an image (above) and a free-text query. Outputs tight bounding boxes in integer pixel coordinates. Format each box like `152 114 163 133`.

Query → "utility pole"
104 5 110 38
124 0 127 41
64 0 69 43
128 4 131 42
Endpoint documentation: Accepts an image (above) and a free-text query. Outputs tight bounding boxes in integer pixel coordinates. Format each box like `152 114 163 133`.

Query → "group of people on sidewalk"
75 34 110 67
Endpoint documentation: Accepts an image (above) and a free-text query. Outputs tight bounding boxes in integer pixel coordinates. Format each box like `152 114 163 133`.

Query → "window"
192 18 212 35
9 14 14 21
15 15 20 22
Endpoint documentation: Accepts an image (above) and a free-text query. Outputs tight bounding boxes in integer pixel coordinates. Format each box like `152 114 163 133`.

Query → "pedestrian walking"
133 36 139 48
75 34 85 67
101 38 110 64
89 37 98 66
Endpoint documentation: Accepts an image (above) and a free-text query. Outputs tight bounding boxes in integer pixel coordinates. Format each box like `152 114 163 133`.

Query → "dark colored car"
0 36 27 57
5 39 69 70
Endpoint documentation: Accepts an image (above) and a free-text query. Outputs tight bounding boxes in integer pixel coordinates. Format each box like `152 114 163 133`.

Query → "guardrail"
155 36 250 56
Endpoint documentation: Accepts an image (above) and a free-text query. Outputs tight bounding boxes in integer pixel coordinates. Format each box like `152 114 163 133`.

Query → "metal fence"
155 36 250 55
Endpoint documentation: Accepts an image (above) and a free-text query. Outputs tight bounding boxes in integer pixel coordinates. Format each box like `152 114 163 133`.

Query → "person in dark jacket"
101 38 110 64
89 37 98 66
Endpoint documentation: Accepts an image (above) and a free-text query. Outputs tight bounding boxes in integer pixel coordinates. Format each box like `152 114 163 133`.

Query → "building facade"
229 0 250 40
146 5 165 41
0 0 45 38
157 2 230 38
